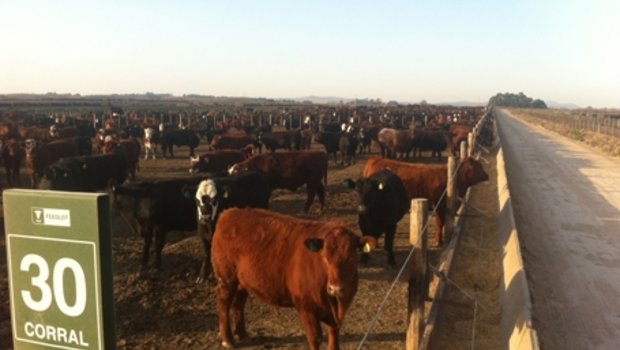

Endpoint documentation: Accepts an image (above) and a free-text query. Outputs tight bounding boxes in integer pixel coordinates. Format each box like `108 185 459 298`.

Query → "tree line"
488 92 547 108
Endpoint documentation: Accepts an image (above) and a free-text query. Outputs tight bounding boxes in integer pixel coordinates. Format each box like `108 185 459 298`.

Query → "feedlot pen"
0 138 501 349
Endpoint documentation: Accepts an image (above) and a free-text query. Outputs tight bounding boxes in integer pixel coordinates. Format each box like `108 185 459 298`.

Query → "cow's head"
457 157 489 193
189 155 204 174
343 177 389 216
195 179 218 224
304 228 376 321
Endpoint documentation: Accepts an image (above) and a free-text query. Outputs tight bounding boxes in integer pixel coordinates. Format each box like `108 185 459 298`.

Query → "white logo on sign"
32 208 71 227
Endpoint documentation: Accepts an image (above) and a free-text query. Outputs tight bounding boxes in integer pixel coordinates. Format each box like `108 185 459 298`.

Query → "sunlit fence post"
407 198 429 350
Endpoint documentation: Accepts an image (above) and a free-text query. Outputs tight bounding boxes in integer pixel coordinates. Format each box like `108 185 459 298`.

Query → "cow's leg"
197 224 213 283
297 310 322 350
154 228 166 270
304 187 316 213
215 282 237 348
436 210 446 246
141 228 152 270
317 184 326 212
385 224 397 267
325 324 340 350
232 289 248 339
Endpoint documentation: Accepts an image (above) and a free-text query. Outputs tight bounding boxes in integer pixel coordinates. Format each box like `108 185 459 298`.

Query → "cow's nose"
327 284 343 297
357 205 367 214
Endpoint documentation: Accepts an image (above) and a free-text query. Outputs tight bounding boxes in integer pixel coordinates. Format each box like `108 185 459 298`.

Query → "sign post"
4 189 115 350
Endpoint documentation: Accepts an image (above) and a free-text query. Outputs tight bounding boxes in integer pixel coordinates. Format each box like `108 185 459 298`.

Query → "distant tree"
488 92 547 109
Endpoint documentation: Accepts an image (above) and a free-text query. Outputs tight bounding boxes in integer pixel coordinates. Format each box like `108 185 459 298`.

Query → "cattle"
314 131 342 164
338 131 358 166
209 134 256 152
18 126 54 142
258 130 294 153
410 127 450 159
192 171 271 281
1 138 24 187
94 128 118 153
211 207 377 349
377 127 416 159
49 125 80 139
363 156 488 245
113 177 206 270
189 148 251 174
39 154 129 192
143 126 161 160
343 169 409 266
298 129 313 150
24 138 85 188
103 136 141 179
449 124 474 156
161 128 200 157
357 124 382 154
228 151 328 212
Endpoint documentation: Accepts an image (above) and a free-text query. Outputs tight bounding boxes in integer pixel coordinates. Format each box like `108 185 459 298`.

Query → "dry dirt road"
496 109 620 350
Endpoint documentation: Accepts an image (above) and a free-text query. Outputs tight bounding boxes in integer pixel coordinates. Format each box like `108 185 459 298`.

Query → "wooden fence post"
407 199 429 350
446 156 457 243
460 140 468 163
467 132 475 157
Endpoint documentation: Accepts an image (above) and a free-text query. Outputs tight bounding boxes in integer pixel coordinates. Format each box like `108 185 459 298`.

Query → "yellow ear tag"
223 191 229 199
378 183 384 190
363 242 372 253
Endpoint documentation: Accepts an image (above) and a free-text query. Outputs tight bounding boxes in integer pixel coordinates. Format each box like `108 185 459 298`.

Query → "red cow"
229 151 328 212
211 207 377 349
25 138 80 188
1 138 24 187
377 127 416 159
363 156 488 245
189 147 252 174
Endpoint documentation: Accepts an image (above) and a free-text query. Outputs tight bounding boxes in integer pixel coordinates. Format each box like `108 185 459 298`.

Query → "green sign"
4 189 115 350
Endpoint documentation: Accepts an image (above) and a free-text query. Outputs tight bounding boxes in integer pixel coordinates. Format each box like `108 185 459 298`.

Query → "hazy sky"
1 0 619 108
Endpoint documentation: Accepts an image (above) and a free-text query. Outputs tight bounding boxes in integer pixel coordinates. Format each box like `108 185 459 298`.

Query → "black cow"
39 154 129 191
191 171 271 282
339 131 359 166
344 169 409 266
410 128 450 159
113 177 206 270
161 129 200 157
315 131 342 164
257 131 294 153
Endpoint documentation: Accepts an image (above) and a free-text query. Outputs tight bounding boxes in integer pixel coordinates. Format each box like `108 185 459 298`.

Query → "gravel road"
496 109 620 350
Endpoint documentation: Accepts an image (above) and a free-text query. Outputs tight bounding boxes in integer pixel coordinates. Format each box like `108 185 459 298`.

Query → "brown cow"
449 124 473 156
377 127 416 159
189 147 252 174
1 138 24 187
103 136 141 179
19 126 54 142
25 138 81 188
363 156 488 245
212 207 377 349
209 134 255 151
228 151 328 212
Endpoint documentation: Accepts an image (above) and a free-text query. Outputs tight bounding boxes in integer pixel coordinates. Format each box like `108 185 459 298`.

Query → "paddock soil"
0 140 500 349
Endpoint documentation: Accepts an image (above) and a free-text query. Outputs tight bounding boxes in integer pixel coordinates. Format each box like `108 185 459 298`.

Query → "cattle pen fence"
356 110 493 350
509 108 620 139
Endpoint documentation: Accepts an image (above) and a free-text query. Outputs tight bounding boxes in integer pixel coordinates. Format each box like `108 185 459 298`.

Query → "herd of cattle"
0 106 493 349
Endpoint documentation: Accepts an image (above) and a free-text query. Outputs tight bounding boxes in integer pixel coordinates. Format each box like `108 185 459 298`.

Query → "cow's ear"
304 238 324 253
359 236 377 253
342 179 356 189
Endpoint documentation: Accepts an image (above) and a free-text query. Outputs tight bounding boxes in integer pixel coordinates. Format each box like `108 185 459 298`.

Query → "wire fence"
520 110 620 138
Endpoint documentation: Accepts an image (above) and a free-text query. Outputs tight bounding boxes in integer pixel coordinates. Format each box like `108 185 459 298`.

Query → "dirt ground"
0 137 501 349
